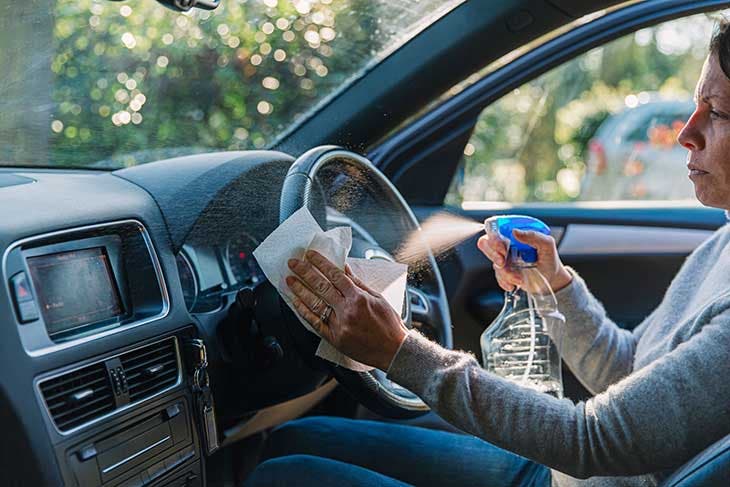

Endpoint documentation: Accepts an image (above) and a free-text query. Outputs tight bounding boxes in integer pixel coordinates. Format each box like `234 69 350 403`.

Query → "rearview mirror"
155 0 220 12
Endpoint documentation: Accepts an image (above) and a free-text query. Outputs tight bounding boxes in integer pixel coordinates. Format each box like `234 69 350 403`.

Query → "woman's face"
678 53 730 210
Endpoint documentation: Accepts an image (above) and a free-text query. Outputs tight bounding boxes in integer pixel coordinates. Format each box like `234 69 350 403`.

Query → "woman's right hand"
477 226 572 293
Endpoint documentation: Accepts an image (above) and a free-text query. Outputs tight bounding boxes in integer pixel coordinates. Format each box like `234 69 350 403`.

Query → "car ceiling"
274 0 629 155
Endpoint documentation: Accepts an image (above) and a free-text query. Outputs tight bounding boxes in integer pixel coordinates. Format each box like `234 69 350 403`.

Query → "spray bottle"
479 215 565 397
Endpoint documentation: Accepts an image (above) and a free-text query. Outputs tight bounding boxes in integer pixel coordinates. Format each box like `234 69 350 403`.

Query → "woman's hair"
710 20 730 79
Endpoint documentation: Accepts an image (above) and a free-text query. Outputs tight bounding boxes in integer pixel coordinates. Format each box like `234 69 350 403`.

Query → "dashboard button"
11 272 33 302
164 452 181 471
117 474 144 487
147 460 166 481
77 444 97 461
179 447 195 463
11 272 40 323
18 298 40 323
164 403 182 420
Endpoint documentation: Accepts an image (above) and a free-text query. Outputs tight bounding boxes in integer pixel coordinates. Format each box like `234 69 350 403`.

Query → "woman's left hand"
285 250 409 371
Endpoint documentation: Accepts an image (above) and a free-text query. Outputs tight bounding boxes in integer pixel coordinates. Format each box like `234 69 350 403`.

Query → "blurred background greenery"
447 12 726 204
49 0 388 167
0 0 457 168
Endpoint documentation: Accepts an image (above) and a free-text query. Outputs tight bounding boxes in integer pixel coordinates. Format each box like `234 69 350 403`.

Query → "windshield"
0 0 463 169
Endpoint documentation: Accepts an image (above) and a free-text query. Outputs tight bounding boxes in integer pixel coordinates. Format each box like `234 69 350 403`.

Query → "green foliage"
569 110 609 161
46 0 396 167
449 13 718 204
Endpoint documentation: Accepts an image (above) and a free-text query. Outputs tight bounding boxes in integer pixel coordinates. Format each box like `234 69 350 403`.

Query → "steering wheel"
278 146 453 418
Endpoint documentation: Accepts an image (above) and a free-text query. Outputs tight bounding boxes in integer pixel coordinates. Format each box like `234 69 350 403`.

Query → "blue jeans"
245 416 551 486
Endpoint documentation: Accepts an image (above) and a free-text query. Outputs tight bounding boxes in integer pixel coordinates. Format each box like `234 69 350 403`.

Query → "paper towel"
253 207 408 372
346 257 408 313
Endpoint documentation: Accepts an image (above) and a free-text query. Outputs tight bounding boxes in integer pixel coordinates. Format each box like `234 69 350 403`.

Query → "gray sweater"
387 223 730 486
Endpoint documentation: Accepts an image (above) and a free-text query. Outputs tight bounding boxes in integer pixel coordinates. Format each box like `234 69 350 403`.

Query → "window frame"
370 0 730 206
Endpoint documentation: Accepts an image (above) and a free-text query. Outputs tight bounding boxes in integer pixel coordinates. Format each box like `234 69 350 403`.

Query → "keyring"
193 367 210 391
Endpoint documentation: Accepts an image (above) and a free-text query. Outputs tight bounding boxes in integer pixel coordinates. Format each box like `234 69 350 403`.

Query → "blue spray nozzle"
485 215 550 264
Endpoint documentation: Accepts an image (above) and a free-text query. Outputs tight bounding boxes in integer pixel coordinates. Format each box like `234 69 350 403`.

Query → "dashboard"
0 150 295 487
0 149 447 486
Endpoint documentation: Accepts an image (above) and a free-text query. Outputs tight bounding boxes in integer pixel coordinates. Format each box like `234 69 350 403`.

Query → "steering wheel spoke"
407 285 452 348
407 286 430 321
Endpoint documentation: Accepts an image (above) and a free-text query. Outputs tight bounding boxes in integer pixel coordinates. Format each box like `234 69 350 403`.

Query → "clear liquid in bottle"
480 216 565 398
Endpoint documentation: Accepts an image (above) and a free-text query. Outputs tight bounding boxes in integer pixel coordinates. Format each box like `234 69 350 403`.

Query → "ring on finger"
312 297 324 314
319 304 333 324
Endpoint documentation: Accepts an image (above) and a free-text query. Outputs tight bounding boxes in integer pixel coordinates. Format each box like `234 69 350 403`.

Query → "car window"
0 0 464 169
446 12 725 206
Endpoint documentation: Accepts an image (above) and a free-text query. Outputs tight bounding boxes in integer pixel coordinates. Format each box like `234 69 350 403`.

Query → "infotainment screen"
27 247 124 337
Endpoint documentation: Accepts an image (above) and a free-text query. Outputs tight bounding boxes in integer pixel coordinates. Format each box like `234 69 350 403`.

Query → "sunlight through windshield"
0 0 463 169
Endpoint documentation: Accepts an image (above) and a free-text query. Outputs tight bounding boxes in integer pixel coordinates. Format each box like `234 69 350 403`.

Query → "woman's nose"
677 108 706 151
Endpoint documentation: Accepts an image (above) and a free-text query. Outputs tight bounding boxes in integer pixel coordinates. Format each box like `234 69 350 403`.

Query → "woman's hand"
285 250 409 371
477 226 572 293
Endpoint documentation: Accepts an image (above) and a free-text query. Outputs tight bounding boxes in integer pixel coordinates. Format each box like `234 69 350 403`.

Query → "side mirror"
155 0 220 12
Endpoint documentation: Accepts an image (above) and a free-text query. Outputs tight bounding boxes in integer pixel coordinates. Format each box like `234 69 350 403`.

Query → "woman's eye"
710 109 730 120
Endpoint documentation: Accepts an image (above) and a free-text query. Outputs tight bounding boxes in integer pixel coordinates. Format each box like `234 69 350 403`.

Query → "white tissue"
346 257 408 313
253 207 408 372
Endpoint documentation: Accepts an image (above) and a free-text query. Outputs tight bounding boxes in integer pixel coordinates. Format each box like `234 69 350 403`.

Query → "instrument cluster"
175 230 265 313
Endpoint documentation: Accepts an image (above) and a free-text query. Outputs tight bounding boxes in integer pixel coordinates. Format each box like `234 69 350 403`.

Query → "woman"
245 24 730 487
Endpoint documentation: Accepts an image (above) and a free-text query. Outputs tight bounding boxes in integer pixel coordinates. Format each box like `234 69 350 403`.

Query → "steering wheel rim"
279 145 453 418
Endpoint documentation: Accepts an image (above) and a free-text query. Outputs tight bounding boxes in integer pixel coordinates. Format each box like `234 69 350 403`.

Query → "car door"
370 1 730 400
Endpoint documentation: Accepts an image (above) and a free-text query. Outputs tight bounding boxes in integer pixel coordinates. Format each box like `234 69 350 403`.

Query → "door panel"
558 224 713 257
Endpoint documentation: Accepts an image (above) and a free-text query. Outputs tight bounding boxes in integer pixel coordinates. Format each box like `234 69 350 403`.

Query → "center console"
37 333 204 487
62 393 201 487
3 221 208 486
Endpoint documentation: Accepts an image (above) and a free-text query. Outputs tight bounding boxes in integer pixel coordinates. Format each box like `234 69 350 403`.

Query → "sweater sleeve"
386 310 730 479
552 267 638 394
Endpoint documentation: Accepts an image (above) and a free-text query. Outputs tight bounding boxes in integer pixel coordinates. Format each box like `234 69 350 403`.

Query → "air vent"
120 338 179 402
40 362 115 432
38 338 181 434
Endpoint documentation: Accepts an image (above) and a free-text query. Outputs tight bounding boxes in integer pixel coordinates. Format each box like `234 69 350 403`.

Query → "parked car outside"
581 98 696 201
